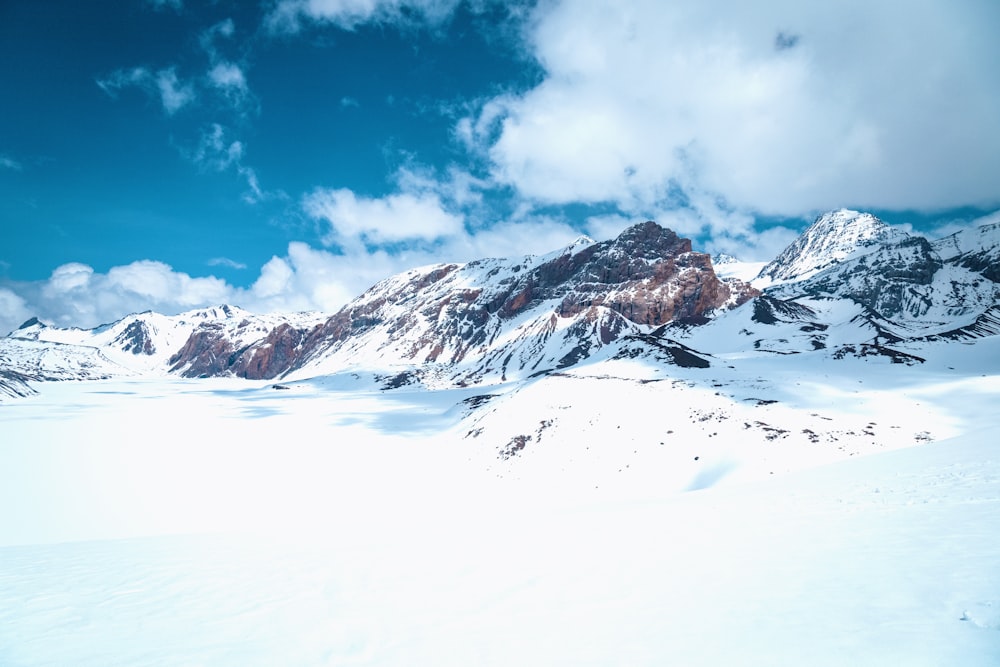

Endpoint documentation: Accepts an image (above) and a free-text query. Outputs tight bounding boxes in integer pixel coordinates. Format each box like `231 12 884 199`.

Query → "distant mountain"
664 214 1000 359
756 209 910 284
932 220 1000 282
1 306 325 382
2 214 999 393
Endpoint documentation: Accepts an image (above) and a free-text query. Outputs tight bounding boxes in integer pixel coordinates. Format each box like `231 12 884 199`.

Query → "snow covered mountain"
756 209 910 285
0 306 325 383
283 221 756 384
657 218 998 365
2 213 999 391
2 222 757 387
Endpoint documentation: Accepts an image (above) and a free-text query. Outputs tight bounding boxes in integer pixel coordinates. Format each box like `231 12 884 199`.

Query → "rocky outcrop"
168 320 313 379
114 320 156 355
168 323 236 377
229 323 307 380
0 370 36 400
793 236 944 319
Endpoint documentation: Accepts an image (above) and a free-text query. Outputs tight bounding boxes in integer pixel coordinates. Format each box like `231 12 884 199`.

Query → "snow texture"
1 337 999 666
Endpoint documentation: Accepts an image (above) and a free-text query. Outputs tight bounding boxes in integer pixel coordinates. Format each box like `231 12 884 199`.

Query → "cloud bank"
464 0 1000 216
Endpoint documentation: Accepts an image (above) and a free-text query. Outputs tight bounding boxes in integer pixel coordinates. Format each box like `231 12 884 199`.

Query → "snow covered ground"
1 345 999 665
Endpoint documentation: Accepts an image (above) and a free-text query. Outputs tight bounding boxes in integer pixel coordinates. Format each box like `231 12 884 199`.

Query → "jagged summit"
757 209 909 284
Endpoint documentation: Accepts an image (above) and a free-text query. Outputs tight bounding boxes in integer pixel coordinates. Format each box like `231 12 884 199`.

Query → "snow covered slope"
756 209 910 285
1 306 325 387
1 342 998 665
281 221 756 384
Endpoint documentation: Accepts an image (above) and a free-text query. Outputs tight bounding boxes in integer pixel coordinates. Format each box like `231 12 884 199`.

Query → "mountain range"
4 209 997 395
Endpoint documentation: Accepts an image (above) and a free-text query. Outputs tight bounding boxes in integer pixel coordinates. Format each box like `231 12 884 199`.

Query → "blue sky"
2 0 999 334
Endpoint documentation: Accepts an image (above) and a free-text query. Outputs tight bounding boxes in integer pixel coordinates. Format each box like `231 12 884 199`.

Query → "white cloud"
466 0 1000 217
96 67 149 97
265 0 463 32
923 208 1000 240
200 19 256 114
156 68 195 114
44 263 94 294
106 261 231 305
304 188 465 248
97 66 195 115
192 124 243 170
208 62 247 93
0 288 31 337
248 242 371 312
0 245 414 332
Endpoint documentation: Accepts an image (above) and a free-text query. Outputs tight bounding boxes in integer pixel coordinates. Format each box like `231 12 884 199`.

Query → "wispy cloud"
188 123 278 205
207 257 248 270
156 68 196 114
200 19 257 116
0 155 23 171
97 66 195 115
265 0 464 33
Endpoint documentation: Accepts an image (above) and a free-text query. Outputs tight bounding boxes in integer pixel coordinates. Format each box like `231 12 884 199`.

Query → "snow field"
1 350 998 665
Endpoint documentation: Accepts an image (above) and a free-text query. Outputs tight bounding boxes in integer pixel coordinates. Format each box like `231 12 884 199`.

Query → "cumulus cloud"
1 260 232 334
465 0 1000 217
265 0 464 32
0 288 31 337
304 188 465 249
97 66 195 115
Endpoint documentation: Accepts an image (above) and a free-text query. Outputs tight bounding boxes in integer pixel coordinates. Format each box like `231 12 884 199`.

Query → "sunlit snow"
1 341 999 665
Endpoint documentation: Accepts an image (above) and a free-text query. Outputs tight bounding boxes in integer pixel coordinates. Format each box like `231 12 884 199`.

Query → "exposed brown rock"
115 320 156 355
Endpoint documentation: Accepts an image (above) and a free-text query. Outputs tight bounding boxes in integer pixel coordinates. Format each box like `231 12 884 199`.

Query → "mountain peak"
757 209 907 284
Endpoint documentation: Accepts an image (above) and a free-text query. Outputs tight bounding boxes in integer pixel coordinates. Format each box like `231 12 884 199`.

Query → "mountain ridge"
3 212 998 392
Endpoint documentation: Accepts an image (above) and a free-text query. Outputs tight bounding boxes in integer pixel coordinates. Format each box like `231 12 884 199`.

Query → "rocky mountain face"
3 214 999 391
762 217 998 337
284 221 756 383
932 220 1000 283
1 306 325 382
658 212 1000 361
